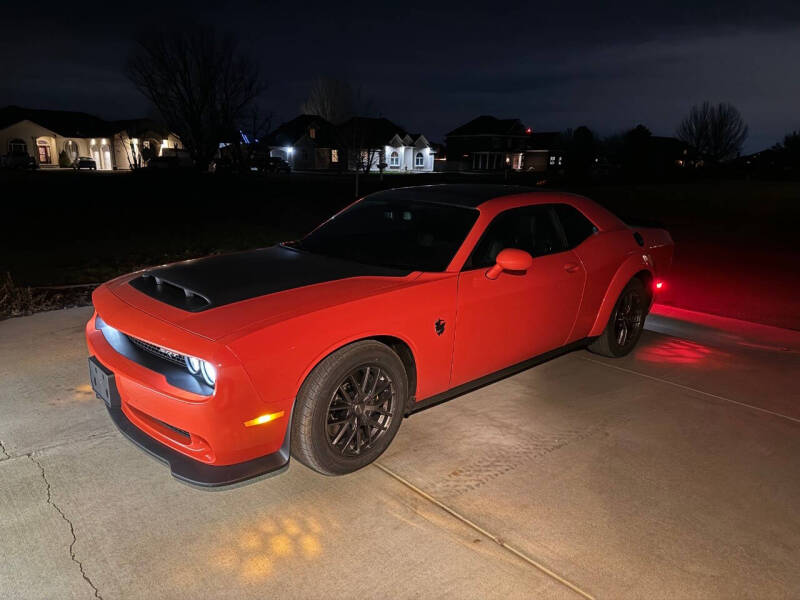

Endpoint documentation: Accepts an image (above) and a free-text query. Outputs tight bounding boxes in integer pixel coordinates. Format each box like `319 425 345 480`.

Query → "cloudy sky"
2 1 799 152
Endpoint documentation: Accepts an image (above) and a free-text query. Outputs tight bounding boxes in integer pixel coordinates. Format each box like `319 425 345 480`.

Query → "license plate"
88 357 113 407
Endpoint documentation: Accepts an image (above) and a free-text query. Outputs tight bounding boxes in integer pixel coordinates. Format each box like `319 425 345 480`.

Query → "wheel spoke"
331 420 351 446
371 377 390 400
339 385 355 404
364 407 393 417
617 321 627 345
363 415 388 431
361 366 371 393
343 419 358 452
368 368 382 396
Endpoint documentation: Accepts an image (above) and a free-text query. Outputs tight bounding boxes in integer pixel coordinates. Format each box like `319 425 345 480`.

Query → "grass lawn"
2 169 798 329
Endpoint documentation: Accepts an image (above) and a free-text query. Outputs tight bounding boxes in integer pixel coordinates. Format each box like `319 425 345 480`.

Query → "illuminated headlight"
200 360 217 386
185 355 216 386
185 355 201 374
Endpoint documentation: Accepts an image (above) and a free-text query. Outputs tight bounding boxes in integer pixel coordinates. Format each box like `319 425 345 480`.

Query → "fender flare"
293 330 420 400
588 254 654 337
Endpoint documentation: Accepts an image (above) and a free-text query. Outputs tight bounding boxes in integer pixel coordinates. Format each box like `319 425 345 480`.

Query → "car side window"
553 204 598 249
466 206 566 269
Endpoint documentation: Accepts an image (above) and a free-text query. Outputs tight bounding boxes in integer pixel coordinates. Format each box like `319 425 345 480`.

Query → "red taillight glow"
655 281 664 290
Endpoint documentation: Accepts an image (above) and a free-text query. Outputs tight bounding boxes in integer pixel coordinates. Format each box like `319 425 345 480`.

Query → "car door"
450 205 586 386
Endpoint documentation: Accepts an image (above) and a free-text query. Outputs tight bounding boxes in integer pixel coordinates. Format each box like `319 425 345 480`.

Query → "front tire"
291 341 408 475
587 278 649 357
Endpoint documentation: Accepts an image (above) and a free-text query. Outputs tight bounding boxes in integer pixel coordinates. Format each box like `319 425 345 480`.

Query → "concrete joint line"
373 462 596 600
580 357 800 426
29 454 104 600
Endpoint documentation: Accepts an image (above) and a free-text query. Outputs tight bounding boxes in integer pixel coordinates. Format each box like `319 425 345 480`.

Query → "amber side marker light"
244 411 285 427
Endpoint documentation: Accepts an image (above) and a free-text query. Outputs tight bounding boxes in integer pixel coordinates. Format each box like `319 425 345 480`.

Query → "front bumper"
90 356 290 487
86 285 294 486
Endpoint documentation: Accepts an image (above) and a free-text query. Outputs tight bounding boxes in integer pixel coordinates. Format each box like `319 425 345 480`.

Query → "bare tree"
231 104 273 169
677 101 748 162
301 78 356 124
116 130 141 170
303 79 376 196
127 28 265 169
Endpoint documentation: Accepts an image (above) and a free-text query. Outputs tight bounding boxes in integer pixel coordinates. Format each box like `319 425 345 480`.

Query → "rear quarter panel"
571 229 652 339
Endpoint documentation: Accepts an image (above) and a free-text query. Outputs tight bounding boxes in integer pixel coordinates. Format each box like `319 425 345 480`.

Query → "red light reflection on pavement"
639 338 729 367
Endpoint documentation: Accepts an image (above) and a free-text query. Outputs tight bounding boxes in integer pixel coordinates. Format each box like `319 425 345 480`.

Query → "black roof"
0 106 170 139
446 115 527 138
265 114 337 147
365 184 536 208
337 117 408 148
112 118 170 138
0 105 112 138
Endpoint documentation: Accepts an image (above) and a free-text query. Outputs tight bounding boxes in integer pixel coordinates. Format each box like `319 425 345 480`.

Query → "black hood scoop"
129 245 409 312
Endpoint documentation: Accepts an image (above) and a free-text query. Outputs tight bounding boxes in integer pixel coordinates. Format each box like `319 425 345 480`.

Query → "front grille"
126 335 186 367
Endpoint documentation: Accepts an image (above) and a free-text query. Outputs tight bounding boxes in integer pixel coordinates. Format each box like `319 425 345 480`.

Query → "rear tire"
588 278 649 357
291 341 408 475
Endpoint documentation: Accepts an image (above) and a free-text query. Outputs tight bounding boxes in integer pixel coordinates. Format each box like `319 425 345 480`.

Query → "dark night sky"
2 1 799 152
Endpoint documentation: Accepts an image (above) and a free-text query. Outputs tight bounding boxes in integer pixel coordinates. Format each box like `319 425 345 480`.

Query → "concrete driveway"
1 306 799 599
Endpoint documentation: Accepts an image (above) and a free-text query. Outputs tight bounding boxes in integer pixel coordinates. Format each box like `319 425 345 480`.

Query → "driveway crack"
0 437 9 461
29 454 103 600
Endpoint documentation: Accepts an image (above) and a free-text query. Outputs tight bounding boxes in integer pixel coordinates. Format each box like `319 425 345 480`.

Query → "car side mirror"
485 248 533 280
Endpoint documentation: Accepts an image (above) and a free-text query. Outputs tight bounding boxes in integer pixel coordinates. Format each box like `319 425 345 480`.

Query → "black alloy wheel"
587 277 649 357
291 340 408 475
326 365 396 456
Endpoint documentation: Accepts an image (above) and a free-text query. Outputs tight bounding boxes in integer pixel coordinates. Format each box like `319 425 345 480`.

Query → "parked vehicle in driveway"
73 156 97 171
263 156 291 174
86 184 673 486
147 148 193 170
2 151 37 170
209 156 236 174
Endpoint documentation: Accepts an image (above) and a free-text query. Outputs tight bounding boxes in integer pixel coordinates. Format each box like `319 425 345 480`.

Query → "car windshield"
294 197 479 271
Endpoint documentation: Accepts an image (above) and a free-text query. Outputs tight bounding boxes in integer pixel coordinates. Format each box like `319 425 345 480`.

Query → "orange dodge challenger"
86 184 673 486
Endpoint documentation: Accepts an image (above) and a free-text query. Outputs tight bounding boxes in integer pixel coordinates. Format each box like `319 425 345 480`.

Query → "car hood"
108 245 422 341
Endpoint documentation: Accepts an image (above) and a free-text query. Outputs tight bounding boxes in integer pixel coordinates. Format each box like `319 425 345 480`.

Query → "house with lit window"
336 116 435 172
265 114 340 170
523 131 564 172
0 105 181 170
445 115 530 171
265 114 435 172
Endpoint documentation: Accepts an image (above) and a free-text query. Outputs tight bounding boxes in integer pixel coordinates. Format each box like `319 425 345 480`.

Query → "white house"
0 106 181 170
382 132 435 172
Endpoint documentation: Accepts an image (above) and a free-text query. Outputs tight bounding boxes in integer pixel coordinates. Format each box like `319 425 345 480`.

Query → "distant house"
647 136 698 170
445 115 530 171
338 117 435 172
0 105 181 170
265 115 435 172
523 131 564 172
265 114 341 170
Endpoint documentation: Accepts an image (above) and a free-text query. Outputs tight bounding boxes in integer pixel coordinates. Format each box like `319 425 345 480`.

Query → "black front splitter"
94 357 290 488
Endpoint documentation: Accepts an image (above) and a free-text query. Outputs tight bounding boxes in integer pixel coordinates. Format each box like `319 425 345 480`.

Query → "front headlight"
200 360 217 386
185 356 201 374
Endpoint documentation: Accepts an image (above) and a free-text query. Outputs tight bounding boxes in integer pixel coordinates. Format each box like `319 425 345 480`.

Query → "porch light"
244 411 286 427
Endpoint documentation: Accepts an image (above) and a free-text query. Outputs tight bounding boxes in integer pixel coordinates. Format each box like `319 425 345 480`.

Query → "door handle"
563 262 581 273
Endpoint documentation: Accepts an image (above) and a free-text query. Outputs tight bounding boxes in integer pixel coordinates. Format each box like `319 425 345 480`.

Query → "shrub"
58 150 73 168
0 272 34 318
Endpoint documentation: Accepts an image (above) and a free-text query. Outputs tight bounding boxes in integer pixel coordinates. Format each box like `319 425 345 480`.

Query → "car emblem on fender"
435 319 446 336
